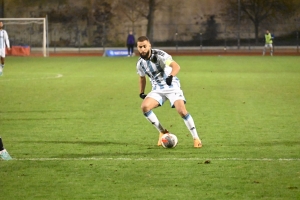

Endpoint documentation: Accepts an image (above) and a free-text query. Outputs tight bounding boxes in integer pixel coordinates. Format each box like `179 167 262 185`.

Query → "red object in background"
6 46 30 56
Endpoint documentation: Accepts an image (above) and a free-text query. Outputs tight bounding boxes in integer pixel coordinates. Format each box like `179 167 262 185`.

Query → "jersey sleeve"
4 31 10 48
154 49 174 67
136 59 146 77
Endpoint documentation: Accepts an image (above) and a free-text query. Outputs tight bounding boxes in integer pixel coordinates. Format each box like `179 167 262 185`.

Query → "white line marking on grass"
55 74 63 78
0 74 63 81
13 157 300 161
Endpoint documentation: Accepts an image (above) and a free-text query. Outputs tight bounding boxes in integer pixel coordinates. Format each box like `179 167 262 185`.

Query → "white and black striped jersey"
0 29 10 49
136 49 181 91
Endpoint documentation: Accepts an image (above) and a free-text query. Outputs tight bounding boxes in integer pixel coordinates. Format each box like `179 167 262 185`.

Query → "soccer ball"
161 133 178 148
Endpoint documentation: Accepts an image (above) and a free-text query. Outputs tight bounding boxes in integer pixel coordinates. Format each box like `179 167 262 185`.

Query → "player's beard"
139 50 151 60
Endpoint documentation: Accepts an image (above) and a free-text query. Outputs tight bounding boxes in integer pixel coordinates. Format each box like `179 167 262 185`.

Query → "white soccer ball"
161 133 178 148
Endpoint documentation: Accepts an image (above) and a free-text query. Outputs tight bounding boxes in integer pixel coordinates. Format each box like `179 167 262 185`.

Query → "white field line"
12 157 300 161
0 74 63 81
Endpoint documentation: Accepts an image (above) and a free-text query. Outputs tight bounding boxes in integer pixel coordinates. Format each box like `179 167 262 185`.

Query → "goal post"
0 17 48 57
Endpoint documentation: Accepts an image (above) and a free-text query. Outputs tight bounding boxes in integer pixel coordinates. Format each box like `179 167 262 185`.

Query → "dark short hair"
137 36 150 42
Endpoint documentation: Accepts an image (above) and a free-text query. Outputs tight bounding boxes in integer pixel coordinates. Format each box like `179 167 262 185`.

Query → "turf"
0 56 299 199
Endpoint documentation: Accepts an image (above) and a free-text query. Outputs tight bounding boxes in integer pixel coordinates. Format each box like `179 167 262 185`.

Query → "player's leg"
270 44 273 56
0 60 2 76
141 97 163 132
0 58 3 76
1 47 5 66
0 137 12 160
141 93 168 145
173 100 202 147
168 91 202 148
0 137 4 151
130 45 133 56
127 45 131 57
131 45 134 56
263 44 267 56
0 49 4 76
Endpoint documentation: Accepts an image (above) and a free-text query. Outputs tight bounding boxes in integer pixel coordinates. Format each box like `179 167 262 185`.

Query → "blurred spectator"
127 31 135 57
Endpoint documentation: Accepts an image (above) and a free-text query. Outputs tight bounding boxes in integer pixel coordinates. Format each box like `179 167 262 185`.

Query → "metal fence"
149 23 300 49
4 21 300 53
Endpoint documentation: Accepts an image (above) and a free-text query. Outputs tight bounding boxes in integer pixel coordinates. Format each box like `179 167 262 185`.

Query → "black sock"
0 137 4 151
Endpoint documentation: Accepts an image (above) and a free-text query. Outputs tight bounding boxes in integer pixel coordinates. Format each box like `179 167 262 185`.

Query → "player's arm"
165 60 180 86
139 76 147 99
139 76 146 93
4 31 10 49
168 60 180 77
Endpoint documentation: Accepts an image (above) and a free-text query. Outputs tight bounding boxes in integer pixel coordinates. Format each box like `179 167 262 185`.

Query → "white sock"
182 113 200 139
144 110 165 132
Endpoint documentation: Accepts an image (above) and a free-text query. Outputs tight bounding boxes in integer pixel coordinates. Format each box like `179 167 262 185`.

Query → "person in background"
127 31 135 57
0 21 10 76
263 30 274 56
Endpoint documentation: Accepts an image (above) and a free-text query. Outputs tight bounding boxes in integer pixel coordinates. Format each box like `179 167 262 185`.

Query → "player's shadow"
21 140 126 146
1 110 89 121
2 117 89 121
19 140 163 158
56 151 152 158
0 110 78 114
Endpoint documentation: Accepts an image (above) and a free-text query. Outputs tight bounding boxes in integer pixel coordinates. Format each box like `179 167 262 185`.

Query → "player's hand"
139 93 147 99
150 50 158 63
166 75 173 86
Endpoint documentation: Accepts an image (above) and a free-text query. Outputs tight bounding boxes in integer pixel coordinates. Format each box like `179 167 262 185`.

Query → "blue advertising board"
104 49 128 57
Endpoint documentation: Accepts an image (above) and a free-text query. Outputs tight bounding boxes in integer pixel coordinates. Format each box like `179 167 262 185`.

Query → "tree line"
1 0 299 46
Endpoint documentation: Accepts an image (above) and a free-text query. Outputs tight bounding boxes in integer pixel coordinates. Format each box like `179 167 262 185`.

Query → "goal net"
0 17 48 57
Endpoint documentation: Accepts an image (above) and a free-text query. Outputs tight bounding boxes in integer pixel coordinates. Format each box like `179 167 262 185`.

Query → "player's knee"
140 102 152 112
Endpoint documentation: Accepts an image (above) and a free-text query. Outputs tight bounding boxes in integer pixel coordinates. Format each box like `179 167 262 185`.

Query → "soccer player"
263 30 274 56
0 21 10 76
136 36 202 148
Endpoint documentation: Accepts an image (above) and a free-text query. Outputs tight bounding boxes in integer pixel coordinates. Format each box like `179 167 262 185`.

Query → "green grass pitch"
1 55 299 199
